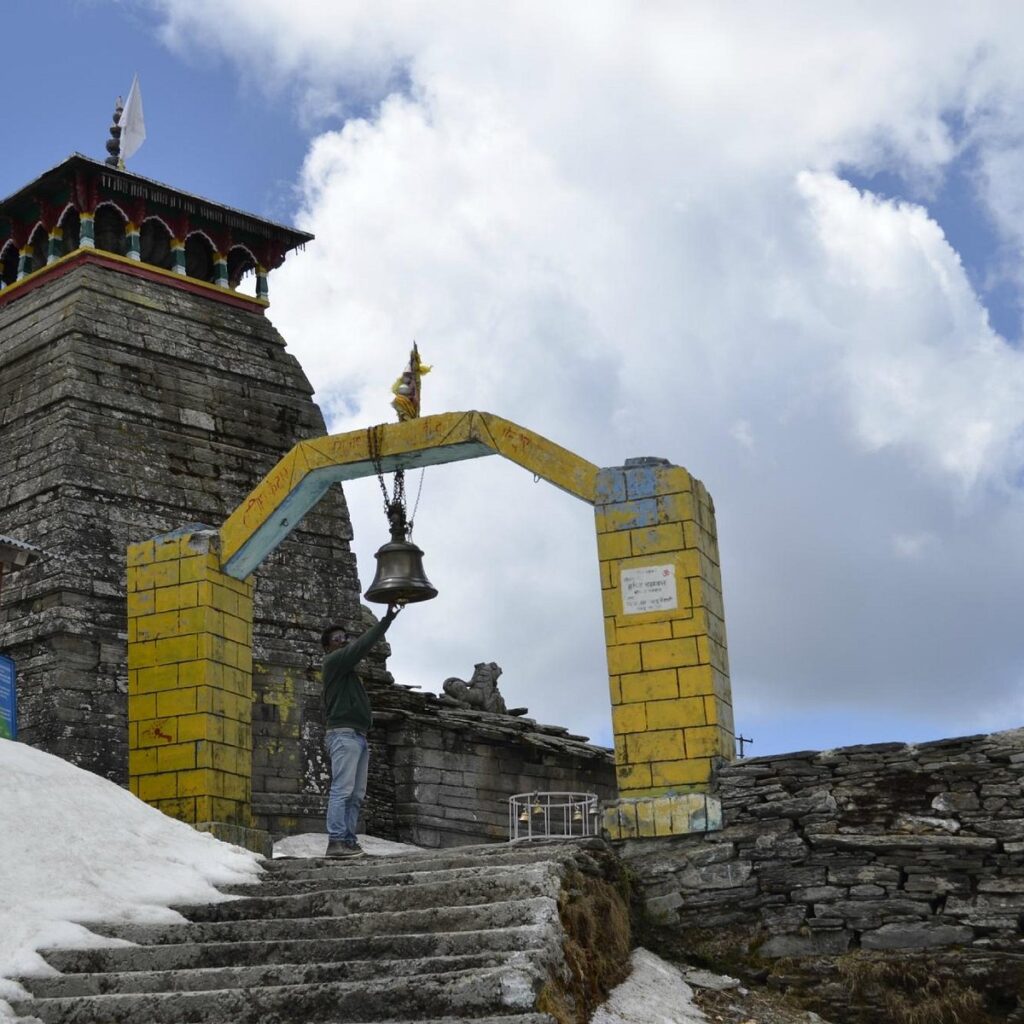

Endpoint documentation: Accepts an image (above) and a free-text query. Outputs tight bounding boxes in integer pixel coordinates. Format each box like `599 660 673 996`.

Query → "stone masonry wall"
0 260 608 849
619 729 1024 1019
376 689 618 848
252 672 619 846
0 263 378 834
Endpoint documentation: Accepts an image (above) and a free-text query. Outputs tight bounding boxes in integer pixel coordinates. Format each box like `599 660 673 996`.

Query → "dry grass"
836 952 992 1024
537 865 633 1024
885 988 988 1024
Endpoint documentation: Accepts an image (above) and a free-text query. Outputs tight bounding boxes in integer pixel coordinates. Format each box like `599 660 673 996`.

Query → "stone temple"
4 143 1023 1022
0 152 616 848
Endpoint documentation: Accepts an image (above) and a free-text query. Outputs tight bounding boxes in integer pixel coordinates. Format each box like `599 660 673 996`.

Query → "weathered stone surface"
860 923 975 950
847 884 886 899
12 840 630 1024
755 864 825 893
791 885 846 904
893 813 960 834
902 872 969 895
758 930 852 958
0 263 369 836
931 790 981 813
381 702 615 847
748 792 837 819
675 860 753 890
808 833 998 852
826 864 900 886
761 904 810 933
815 899 930 922
0 261 618 850
622 726 1024 1000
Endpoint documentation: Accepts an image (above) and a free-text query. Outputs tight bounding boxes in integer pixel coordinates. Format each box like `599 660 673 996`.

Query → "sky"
2 2 1024 756
0 739 697 1023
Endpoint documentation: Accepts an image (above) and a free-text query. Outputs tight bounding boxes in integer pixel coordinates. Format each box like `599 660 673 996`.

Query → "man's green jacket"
322 612 396 733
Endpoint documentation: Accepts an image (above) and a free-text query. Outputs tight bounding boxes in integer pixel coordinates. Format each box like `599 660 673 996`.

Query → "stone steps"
311 1018 557 1024
12 965 544 1023
38 924 554 975
218 859 560 899
176 862 560 921
10 840 626 1023
86 896 559 946
250 841 588 883
24 951 542 999
197 1017 558 1024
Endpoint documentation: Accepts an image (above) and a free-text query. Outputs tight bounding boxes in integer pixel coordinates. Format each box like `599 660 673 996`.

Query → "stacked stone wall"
0 263 376 833
254 678 618 846
0 261 612 848
378 697 618 848
619 729 1024 1019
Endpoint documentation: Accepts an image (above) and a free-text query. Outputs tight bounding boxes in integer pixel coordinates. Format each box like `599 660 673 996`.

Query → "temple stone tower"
0 154 383 836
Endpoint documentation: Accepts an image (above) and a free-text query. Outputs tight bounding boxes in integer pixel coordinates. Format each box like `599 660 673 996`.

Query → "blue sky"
842 153 1019 343
4 2 1024 758
1 1 306 220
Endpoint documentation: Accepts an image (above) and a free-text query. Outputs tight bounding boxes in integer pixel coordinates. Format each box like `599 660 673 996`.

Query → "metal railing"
508 791 600 841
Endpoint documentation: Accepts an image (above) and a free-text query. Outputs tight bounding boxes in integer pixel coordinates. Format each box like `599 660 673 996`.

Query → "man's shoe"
325 840 363 859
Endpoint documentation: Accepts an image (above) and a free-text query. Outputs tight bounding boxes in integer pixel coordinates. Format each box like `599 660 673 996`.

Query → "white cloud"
152 2 1024 749
892 532 936 559
797 170 1024 490
730 421 755 452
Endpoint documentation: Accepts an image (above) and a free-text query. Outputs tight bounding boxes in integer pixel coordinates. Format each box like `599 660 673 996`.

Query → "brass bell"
364 502 438 605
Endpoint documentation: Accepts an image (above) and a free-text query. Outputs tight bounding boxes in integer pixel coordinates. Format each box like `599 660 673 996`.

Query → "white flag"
118 75 146 162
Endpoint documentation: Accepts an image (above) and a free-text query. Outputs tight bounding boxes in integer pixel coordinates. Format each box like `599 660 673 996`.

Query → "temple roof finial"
105 96 124 168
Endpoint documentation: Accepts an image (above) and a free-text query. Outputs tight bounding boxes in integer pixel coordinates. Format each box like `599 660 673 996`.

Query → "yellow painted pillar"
126 529 268 854
596 458 734 839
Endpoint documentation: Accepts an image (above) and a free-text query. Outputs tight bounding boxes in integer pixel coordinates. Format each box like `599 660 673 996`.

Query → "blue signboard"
0 655 15 740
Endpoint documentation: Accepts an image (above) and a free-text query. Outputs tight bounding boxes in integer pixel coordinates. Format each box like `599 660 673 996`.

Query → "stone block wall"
251 679 618 847
0 260 608 848
375 693 618 848
0 263 368 832
619 729 1024 1018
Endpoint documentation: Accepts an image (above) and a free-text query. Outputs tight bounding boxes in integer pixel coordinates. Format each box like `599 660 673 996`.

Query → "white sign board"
621 564 677 615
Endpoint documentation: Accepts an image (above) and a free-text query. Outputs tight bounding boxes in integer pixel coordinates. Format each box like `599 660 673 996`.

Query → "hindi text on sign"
620 564 677 615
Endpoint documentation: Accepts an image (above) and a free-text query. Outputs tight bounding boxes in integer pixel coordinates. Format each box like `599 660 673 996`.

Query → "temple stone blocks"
380 710 618 848
595 459 734 839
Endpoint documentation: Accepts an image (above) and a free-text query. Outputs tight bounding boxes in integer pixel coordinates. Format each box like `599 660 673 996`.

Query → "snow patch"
593 948 709 1024
0 739 261 1020
272 831 423 858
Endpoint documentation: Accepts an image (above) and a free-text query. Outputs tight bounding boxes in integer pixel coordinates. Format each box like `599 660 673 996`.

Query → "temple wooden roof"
0 153 313 253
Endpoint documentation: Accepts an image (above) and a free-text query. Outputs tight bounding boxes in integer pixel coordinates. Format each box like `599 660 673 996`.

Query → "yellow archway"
219 411 598 579
125 411 733 850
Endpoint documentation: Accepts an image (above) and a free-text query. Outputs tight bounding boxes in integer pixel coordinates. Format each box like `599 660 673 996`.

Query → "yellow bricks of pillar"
126 529 254 831
595 458 734 839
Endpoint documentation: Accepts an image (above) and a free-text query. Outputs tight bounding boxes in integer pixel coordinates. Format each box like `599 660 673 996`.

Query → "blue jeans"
325 728 368 844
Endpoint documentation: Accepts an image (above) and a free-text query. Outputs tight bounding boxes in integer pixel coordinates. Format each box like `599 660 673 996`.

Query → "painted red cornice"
0 247 269 313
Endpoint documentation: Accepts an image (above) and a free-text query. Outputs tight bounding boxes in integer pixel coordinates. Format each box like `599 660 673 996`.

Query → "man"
320 604 401 858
